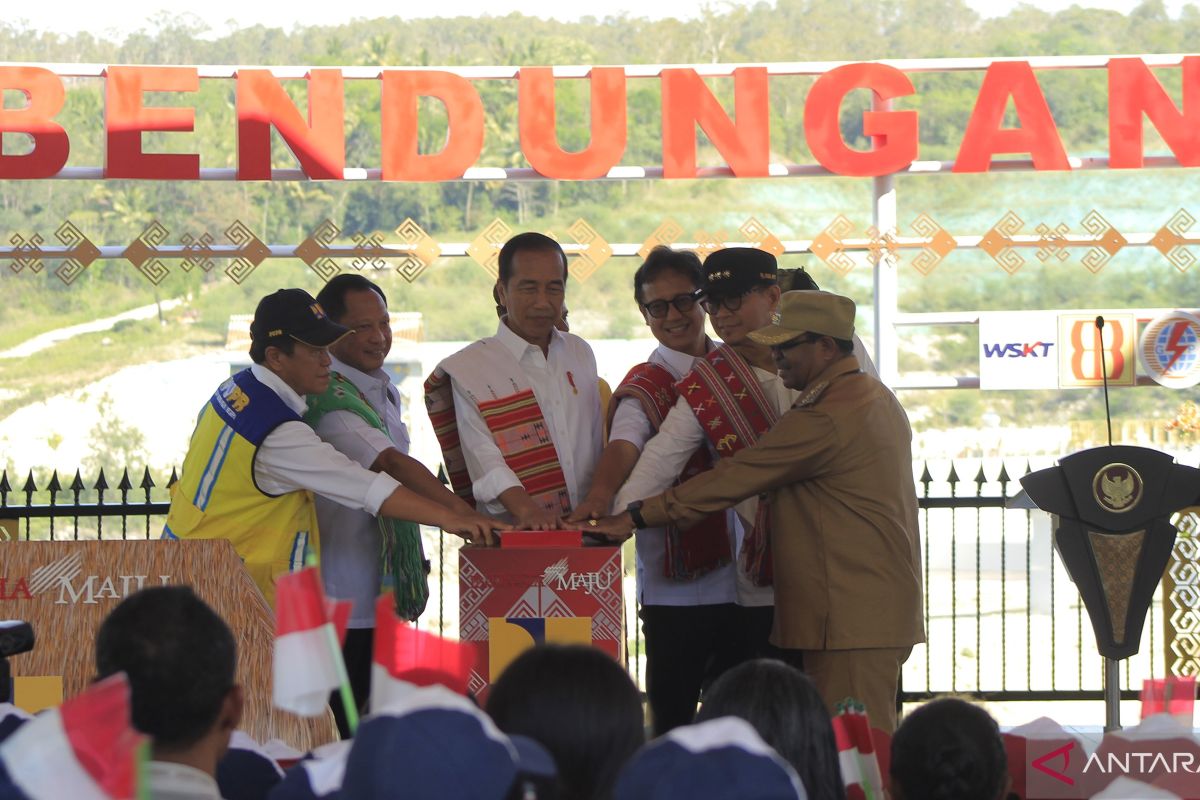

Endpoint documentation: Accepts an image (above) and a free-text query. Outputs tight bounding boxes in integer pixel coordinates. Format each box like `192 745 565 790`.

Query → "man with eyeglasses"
599 248 793 714
592 291 924 733
565 246 745 734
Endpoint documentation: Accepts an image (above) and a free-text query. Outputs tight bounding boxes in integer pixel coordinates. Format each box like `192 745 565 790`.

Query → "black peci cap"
250 288 351 348
702 248 778 299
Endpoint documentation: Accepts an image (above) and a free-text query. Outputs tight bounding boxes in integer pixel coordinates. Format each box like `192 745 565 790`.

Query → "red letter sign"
1109 56 1200 168
237 69 345 180
804 63 918 177
519 67 626 179
105 66 199 179
662 67 769 178
0 67 68 179
381 70 483 182
954 61 1069 173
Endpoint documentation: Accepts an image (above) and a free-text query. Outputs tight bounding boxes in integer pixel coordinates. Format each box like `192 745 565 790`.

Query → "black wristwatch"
626 500 647 530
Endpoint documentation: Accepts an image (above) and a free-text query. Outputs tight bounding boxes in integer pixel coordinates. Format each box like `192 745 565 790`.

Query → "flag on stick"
371 595 472 712
0 673 147 800
273 567 354 728
831 700 884 800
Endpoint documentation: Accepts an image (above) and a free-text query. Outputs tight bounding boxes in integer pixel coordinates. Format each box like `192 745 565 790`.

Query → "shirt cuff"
641 494 672 528
469 466 523 506
362 471 402 515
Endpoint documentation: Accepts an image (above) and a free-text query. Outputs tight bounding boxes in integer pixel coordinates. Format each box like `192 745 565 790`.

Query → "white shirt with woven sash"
609 342 739 607
312 356 411 628
449 320 603 518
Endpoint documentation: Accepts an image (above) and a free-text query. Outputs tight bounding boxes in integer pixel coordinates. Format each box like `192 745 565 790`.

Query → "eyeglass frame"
769 333 823 352
699 285 771 315
640 289 706 319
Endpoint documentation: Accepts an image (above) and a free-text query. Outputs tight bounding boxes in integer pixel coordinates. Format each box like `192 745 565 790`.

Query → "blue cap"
614 717 807 800
338 684 556 800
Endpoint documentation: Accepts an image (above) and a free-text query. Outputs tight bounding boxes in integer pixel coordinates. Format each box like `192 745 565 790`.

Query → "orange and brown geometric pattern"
3 210 1200 285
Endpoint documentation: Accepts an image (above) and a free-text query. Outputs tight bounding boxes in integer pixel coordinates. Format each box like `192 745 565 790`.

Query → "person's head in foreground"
614 716 808 800
487 644 644 800
889 697 1010 800
748 290 857 392
697 659 844 800
95 586 243 777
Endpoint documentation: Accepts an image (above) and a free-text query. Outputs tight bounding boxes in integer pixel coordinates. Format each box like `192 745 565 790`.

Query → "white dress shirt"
609 342 739 607
248 364 400 516
450 321 603 518
615 356 796 608
313 357 412 628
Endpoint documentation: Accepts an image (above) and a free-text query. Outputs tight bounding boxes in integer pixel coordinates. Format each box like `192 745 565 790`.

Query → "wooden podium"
0 539 337 750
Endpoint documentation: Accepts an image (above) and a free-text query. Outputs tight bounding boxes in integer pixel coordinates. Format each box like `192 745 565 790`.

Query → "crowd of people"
1 234 944 797
0 587 1015 800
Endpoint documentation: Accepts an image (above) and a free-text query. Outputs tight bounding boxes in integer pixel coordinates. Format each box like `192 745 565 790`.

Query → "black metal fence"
0 461 1173 707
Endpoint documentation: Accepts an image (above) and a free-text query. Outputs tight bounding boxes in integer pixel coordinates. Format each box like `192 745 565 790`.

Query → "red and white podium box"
459 531 624 703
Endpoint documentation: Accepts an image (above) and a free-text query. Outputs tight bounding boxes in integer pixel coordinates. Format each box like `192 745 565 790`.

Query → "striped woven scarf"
305 372 429 621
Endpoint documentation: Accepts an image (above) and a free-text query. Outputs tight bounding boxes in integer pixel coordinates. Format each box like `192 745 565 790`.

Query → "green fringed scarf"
305 372 429 621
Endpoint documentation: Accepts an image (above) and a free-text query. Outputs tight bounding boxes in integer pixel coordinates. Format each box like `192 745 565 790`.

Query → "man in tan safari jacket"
591 290 924 732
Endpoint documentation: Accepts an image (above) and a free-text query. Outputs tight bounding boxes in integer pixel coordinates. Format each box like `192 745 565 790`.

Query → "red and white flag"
371 595 472 712
0 673 147 800
273 567 346 717
832 707 884 800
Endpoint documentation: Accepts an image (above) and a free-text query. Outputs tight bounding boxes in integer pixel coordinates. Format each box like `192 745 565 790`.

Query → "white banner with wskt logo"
979 311 1060 390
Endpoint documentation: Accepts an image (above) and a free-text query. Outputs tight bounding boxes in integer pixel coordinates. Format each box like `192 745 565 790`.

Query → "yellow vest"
165 370 319 608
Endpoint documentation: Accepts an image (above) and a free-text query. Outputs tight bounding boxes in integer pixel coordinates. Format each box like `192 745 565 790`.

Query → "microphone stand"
1097 316 1121 733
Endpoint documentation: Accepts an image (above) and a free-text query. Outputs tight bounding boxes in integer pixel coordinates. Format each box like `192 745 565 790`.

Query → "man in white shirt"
307 275 489 738
425 233 603 530
565 246 747 735
166 288 504 611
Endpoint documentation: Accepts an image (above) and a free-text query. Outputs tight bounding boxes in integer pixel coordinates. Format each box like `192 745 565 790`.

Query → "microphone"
1096 316 1113 447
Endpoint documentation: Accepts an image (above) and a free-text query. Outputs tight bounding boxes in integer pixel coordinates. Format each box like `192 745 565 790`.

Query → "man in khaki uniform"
591 290 924 732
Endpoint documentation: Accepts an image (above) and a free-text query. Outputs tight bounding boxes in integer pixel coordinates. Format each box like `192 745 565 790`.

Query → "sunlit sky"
5 0 1189 43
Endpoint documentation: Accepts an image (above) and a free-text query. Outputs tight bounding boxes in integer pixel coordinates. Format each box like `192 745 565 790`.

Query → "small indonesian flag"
371 595 472 713
273 567 346 717
832 705 884 800
0 673 147 800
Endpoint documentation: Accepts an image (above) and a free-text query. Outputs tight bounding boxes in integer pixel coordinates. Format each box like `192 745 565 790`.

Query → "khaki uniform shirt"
641 356 925 651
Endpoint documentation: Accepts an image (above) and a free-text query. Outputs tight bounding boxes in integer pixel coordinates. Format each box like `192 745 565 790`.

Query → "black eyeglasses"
771 334 821 351
700 286 764 314
642 290 704 319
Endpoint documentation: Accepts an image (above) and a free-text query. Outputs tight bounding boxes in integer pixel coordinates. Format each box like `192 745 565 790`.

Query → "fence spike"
47 470 61 493
0 470 9 494
919 462 933 487
437 464 448 485
117 468 133 493
1023 459 1033 476
93 468 109 492
997 462 1011 485
168 467 179 488
946 461 961 486
140 467 155 490
974 465 988 487
70 469 85 493
22 471 37 494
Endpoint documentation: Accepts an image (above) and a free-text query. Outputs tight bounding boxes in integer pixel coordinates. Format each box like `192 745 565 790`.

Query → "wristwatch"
626 500 647 530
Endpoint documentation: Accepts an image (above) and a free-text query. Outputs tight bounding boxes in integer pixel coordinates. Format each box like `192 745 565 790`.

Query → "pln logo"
1139 311 1200 389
